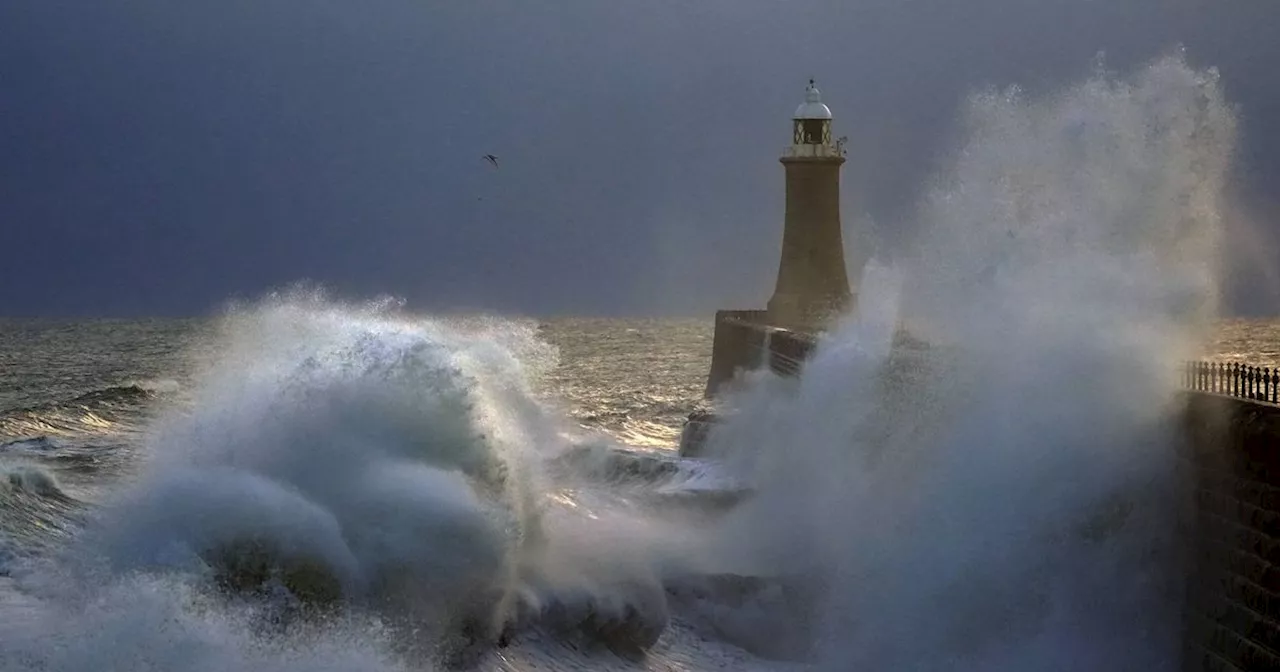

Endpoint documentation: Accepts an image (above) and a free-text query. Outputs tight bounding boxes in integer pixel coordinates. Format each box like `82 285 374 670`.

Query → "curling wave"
1 295 721 670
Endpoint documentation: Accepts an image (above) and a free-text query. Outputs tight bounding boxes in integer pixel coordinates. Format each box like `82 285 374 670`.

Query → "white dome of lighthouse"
793 80 832 120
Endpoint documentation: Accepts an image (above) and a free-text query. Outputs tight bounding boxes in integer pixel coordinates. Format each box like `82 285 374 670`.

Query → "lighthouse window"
799 119 827 144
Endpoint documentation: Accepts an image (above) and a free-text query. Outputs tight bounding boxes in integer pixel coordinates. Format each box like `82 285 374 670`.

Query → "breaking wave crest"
1 294 708 670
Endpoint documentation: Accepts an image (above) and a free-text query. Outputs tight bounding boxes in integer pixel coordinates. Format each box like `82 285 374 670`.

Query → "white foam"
2 292 702 669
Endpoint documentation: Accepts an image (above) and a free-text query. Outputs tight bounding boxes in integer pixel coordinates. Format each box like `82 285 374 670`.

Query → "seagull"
483 154 499 169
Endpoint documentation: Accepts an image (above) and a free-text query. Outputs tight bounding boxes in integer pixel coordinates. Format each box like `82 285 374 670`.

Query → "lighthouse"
766 79 853 329
699 80 858 400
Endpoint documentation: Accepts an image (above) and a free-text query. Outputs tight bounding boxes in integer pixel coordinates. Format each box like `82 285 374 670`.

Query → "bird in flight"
483 154 499 169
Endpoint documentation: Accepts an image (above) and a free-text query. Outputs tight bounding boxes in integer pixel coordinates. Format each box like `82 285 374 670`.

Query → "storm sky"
2 1 1277 317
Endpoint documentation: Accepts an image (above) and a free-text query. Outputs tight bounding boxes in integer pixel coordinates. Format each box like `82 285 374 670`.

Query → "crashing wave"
13 295 702 668
3 465 67 499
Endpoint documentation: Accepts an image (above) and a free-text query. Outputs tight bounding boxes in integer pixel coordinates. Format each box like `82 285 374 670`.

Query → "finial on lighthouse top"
794 79 832 120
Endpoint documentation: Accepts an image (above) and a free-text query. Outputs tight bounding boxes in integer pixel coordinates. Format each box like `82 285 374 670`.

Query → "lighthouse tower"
766 80 853 329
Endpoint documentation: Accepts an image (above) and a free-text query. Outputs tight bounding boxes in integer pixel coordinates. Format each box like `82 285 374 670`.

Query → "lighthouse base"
703 310 818 398
765 291 853 332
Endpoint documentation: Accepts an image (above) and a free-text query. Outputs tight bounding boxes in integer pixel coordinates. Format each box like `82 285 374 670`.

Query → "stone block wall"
704 310 768 398
1182 393 1280 671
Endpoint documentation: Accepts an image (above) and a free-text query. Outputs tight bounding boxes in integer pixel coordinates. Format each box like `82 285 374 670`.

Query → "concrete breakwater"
703 310 813 398
687 313 1280 670
684 312 817 458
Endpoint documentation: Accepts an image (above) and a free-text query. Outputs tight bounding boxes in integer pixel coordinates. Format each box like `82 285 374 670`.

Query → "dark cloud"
1 1 1276 316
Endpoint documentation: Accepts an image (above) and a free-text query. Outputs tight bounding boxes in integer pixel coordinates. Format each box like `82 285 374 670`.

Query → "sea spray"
2 292 691 669
703 53 1234 670
0 572 407 672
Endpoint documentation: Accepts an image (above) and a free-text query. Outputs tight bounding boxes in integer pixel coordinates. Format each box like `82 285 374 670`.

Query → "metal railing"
1184 361 1280 404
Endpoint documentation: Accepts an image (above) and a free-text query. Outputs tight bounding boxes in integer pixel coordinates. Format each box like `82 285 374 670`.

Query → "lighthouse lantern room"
787 80 839 158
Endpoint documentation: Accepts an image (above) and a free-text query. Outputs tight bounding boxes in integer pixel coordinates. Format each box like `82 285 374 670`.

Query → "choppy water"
0 307 765 671
1208 318 1280 368
0 312 1273 621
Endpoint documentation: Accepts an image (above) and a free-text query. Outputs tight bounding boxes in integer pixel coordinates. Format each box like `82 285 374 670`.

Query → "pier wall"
703 311 815 397
1181 392 1280 671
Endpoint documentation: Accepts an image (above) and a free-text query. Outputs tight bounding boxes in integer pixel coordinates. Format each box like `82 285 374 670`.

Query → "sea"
0 312 1275 671
0 312 788 672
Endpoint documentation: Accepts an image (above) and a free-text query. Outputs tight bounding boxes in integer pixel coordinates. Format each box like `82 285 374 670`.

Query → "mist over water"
706 53 1234 670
